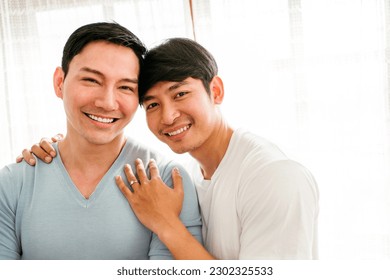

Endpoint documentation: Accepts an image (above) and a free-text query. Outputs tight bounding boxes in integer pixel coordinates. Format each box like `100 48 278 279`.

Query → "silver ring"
129 180 138 186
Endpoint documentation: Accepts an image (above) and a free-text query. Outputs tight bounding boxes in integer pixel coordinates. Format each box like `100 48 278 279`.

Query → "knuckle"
149 165 158 171
41 139 51 146
150 177 160 183
136 163 144 170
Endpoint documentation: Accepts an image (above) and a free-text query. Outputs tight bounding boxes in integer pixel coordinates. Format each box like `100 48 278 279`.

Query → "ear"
210 76 224 105
53 67 65 99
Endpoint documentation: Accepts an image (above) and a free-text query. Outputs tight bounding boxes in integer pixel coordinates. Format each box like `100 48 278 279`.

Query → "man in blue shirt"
0 22 202 260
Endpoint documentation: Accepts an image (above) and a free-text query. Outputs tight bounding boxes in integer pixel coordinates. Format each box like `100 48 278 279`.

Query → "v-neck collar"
52 140 129 208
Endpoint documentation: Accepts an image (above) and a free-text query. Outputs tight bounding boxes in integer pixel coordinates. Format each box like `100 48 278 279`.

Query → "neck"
58 131 126 199
58 133 126 172
189 118 234 180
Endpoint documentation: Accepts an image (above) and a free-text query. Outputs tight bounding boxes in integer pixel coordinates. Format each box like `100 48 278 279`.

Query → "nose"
94 87 119 111
160 103 180 125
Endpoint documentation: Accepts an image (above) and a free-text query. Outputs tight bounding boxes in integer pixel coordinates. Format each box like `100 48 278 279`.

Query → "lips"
86 113 117 124
164 124 191 136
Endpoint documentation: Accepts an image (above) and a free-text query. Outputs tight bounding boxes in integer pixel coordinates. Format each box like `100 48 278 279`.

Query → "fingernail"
173 167 180 173
45 156 51 163
150 158 156 163
29 158 36 165
50 151 56 157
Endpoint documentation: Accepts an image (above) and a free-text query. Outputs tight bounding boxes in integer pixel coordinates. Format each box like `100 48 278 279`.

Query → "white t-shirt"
195 128 319 259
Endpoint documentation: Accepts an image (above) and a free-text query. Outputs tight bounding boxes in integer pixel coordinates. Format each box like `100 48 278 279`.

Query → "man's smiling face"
143 77 222 154
54 41 140 145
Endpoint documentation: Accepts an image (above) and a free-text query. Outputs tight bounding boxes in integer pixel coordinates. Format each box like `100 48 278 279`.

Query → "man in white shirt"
116 38 319 259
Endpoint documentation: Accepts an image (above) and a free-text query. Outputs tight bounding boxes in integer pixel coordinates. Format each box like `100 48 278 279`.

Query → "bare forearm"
158 218 216 260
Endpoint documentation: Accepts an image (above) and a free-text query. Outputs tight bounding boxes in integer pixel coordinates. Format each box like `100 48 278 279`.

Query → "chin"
167 142 198 155
86 138 113 146
171 148 188 154
84 134 122 146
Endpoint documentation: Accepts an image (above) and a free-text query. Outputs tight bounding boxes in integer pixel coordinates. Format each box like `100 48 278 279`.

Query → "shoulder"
231 129 289 168
233 129 316 184
260 160 318 195
0 161 33 186
124 136 160 157
124 137 169 165
239 159 318 211
232 130 318 201
124 136 194 187
0 162 32 208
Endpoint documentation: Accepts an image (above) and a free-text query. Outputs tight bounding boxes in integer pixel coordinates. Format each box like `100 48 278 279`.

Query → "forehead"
69 41 140 75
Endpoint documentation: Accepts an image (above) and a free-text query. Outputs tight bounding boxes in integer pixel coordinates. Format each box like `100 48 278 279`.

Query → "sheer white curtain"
192 0 390 259
1 0 389 259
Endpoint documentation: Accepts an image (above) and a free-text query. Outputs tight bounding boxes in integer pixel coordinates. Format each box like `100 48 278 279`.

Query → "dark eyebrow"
80 67 104 77
80 67 138 84
168 81 189 91
143 95 155 103
143 80 189 103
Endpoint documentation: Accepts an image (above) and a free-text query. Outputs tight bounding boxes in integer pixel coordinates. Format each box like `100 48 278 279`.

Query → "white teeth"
88 114 114 124
167 125 190 136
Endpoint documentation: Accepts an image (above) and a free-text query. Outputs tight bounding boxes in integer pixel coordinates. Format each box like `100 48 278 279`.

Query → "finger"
148 159 160 179
16 154 23 163
172 167 184 195
115 175 133 199
21 149 36 165
31 143 52 163
124 164 138 186
51 133 64 143
135 158 149 183
40 138 57 158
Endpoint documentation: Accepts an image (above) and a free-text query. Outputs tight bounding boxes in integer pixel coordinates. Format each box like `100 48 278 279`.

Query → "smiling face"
54 41 140 146
143 77 224 155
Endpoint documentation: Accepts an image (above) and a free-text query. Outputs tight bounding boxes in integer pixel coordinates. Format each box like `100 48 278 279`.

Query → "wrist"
156 216 187 244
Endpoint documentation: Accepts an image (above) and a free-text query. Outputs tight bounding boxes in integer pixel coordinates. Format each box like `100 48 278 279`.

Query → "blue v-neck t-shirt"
0 138 202 259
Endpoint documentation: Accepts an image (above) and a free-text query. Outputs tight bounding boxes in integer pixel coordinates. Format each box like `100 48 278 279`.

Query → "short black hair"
61 22 146 77
139 38 218 105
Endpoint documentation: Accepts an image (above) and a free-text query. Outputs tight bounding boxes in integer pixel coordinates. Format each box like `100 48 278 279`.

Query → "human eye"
81 77 100 85
145 102 159 111
119 85 135 93
175 91 188 98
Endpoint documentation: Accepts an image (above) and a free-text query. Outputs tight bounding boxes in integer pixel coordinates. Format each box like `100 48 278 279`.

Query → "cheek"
121 96 139 117
146 115 159 135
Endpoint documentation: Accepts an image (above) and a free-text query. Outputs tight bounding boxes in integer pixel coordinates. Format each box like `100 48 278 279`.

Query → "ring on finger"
129 180 139 186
